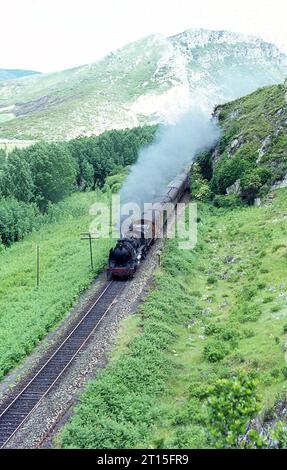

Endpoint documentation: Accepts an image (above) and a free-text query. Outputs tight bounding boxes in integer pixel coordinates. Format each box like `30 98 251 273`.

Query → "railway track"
0 280 124 449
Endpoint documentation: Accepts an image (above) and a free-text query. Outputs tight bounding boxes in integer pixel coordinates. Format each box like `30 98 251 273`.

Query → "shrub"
270 422 287 448
189 382 210 399
172 398 206 426
204 323 239 344
270 368 280 378
242 328 255 338
207 275 218 285
204 322 222 336
207 372 259 447
213 194 242 209
196 150 213 180
203 340 229 363
170 426 208 449
239 286 257 302
240 170 263 204
271 305 280 313
281 367 287 380
190 164 212 202
233 303 262 323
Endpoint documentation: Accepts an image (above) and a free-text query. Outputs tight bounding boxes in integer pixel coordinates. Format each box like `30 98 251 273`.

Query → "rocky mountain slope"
0 29 286 140
195 80 287 205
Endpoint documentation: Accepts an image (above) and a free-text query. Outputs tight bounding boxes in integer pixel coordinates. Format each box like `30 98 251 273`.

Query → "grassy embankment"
0 190 113 381
60 188 287 448
206 81 287 203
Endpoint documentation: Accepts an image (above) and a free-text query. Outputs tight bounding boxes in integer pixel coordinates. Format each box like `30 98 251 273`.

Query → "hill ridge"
0 28 286 140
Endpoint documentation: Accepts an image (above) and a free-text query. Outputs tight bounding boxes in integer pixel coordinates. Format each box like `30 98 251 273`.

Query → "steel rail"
0 280 123 448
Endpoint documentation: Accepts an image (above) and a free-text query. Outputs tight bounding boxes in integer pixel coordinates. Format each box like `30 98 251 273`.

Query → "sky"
1 0 287 73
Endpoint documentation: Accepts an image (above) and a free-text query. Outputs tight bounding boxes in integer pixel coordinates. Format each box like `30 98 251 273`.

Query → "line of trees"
0 126 157 247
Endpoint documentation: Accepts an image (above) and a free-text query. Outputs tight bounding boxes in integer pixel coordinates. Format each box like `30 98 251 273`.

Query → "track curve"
0 280 124 448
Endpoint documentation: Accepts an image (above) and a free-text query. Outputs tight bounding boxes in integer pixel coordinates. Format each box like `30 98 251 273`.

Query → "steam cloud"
120 107 221 207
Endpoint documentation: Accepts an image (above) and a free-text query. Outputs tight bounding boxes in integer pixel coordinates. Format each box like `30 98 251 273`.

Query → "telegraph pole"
36 244 40 288
81 232 95 270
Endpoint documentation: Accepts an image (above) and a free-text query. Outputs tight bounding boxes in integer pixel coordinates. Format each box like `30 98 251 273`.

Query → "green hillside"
0 36 167 139
0 29 286 140
195 80 287 205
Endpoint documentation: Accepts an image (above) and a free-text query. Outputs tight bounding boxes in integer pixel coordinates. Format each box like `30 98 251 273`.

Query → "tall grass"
0 190 113 380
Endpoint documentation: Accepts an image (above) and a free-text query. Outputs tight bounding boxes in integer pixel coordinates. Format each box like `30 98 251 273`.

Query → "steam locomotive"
107 168 190 280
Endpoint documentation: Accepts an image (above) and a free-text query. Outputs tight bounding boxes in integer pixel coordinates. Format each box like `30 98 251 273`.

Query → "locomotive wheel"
107 271 112 281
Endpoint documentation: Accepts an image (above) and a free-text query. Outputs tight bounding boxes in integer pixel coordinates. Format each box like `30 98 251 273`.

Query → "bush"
270 368 280 378
196 150 213 180
242 328 255 338
213 194 242 209
233 303 262 323
189 381 210 399
240 170 263 204
281 367 287 380
207 275 217 285
211 154 251 195
190 164 212 202
204 322 239 344
172 398 206 426
203 340 229 363
103 172 129 194
207 372 259 447
270 422 287 448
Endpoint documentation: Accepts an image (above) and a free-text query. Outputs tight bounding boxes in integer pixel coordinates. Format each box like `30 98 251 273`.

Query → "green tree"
0 150 34 203
68 139 94 190
190 163 211 202
0 149 6 173
0 197 42 245
207 372 259 447
24 142 76 210
240 170 262 204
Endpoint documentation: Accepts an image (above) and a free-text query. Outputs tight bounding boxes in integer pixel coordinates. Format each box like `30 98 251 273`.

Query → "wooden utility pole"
36 244 40 288
81 232 95 270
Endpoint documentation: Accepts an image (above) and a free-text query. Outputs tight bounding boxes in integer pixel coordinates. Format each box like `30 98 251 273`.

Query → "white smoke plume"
120 107 221 207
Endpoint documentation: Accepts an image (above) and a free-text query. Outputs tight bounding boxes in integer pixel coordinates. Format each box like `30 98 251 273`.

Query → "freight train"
107 168 190 280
